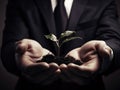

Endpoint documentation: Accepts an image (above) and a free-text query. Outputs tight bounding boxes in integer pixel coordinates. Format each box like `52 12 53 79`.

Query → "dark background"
0 0 120 90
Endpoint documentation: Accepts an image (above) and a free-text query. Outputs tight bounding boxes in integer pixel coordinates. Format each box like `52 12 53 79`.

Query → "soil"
37 55 82 65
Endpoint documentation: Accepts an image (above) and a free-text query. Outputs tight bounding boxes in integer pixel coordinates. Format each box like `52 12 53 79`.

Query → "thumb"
95 42 111 59
95 42 113 73
15 41 29 54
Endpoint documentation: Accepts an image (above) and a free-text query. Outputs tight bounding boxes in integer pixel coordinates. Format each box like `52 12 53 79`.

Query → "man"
1 0 120 90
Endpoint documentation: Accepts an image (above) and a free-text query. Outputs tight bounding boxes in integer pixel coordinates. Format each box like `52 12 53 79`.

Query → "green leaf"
60 37 82 47
45 34 58 42
60 30 76 39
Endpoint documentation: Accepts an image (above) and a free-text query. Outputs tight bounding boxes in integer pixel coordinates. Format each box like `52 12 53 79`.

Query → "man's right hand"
15 39 60 85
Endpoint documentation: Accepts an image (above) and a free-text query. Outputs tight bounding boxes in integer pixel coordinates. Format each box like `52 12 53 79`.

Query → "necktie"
54 0 68 37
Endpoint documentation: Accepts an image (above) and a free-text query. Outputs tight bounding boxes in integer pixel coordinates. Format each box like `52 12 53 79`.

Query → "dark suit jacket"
1 0 120 90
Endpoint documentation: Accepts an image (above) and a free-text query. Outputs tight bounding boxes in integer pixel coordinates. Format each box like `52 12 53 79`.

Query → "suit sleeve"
95 0 120 74
1 0 29 76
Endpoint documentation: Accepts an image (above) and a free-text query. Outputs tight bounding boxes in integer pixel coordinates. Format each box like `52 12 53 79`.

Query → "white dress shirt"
51 0 73 17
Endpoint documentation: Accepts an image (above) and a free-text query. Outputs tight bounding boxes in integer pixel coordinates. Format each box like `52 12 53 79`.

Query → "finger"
60 63 91 85
49 63 60 72
68 63 92 78
95 42 113 72
95 41 111 58
97 45 113 72
23 62 50 76
104 46 113 59
24 63 59 83
59 64 72 82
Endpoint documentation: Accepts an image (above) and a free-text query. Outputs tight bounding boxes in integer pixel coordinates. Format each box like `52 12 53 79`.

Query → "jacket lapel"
34 0 56 35
34 0 88 33
67 0 88 30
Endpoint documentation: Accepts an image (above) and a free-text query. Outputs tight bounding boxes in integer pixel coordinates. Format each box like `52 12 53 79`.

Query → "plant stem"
56 41 60 57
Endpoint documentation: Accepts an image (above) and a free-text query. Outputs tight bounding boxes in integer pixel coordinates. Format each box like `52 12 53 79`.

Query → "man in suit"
1 0 120 90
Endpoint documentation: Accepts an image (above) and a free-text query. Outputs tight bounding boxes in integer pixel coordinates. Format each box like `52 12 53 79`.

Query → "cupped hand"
15 39 60 85
61 40 112 85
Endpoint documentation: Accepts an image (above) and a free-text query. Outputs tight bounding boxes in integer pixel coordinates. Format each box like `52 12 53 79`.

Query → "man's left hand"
60 40 112 85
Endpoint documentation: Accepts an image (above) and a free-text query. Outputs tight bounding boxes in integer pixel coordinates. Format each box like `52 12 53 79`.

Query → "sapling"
37 30 83 65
